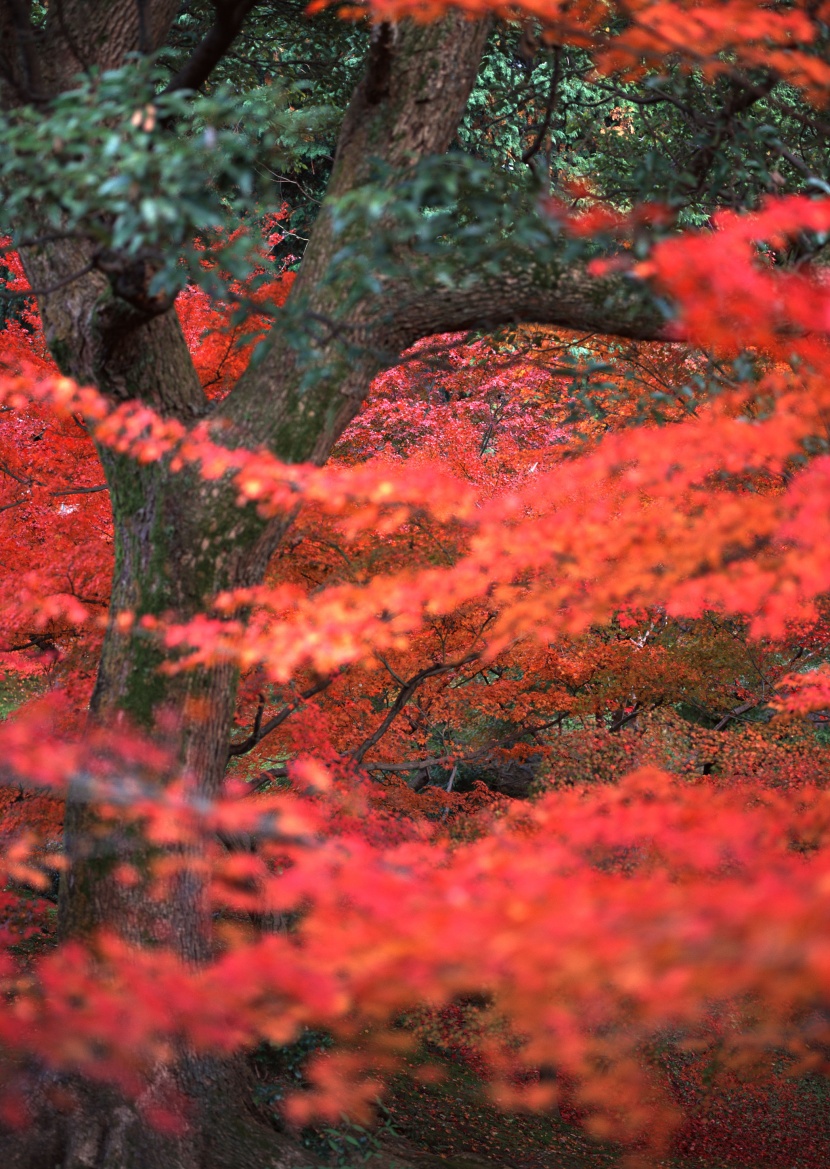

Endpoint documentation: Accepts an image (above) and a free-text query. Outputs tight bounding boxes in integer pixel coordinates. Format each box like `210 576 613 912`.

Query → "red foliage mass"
6 34 830 1159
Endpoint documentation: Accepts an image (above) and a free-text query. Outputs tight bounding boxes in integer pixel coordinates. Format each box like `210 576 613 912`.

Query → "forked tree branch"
351 653 481 765
227 674 336 758
523 45 562 165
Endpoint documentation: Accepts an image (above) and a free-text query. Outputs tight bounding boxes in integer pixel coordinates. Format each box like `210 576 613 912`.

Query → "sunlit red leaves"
175 272 295 402
1 767 828 1153
309 1 830 106
641 195 830 358
774 664 830 715
120 368 827 679
3 351 829 682
7 167 830 1162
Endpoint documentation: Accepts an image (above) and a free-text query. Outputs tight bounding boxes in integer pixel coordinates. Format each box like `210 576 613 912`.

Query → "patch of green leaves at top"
0 56 339 301
323 154 579 305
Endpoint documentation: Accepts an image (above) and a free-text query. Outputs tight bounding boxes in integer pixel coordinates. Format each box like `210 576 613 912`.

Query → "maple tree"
3 3 830 1169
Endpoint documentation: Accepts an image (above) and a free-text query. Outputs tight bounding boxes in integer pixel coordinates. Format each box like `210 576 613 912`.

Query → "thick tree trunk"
0 1058 314 1169
5 12 499 1162
8 448 304 1163
47 9 504 956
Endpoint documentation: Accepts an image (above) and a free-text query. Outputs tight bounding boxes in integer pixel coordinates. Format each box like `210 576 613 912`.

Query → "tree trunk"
0 1057 316 1169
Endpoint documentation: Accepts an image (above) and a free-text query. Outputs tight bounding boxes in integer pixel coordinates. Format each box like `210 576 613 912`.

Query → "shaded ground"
267 1046 830 1169
378 1070 619 1169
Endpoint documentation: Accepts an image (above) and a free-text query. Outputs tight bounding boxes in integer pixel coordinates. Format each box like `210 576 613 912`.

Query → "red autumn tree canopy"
2 3 830 1168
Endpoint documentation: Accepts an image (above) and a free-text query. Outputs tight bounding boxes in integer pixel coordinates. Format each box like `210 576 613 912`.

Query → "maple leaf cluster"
7 8 830 1162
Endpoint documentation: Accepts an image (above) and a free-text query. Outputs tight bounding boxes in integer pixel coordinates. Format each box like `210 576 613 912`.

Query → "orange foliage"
6 5 830 1159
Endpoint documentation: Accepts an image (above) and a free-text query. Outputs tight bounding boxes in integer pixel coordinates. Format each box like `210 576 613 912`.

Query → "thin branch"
771 139 827 188
0 263 95 301
247 766 288 795
50 484 108 496
227 675 335 758
592 79 701 120
375 653 407 688
4 636 56 652
713 699 760 731
351 653 480 766
608 701 643 733
685 73 777 193
523 46 562 166
0 460 41 487
259 167 324 208
363 714 568 776
0 497 26 514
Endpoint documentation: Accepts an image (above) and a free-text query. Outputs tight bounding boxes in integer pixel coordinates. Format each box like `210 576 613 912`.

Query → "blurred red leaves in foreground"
7 151 830 1162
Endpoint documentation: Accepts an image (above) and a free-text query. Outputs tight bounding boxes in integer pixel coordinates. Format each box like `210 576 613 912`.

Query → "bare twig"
227 675 335 758
50 484 108 496
0 262 96 301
